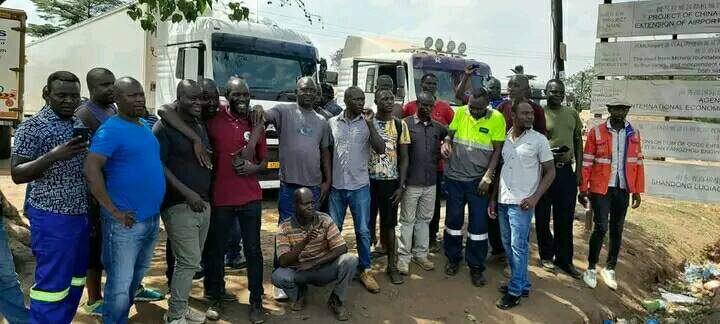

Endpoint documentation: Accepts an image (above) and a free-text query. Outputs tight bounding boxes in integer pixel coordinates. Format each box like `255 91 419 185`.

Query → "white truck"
24 4 330 188
0 8 26 158
335 36 492 110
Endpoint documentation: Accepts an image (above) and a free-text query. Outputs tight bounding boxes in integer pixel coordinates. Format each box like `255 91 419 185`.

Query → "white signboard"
646 161 720 203
590 80 720 118
0 17 20 112
635 120 720 161
598 0 720 37
594 38 720 76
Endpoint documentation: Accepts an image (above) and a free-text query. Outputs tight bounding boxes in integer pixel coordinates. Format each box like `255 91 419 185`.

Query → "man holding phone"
534 79 584 278
11 71 89 323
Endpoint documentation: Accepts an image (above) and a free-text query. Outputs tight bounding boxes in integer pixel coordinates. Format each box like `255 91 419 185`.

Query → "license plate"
267 161 280 169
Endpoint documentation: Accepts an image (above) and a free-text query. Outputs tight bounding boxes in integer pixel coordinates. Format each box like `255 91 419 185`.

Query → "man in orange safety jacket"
579 99 644 291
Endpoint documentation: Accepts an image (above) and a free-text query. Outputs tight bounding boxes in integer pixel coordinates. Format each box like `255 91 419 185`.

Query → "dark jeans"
429 171 444 243
587 188 629 270
535 164 577 266
203 201 264 304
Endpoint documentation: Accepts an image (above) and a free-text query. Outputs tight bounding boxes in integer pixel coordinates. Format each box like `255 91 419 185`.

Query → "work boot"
445 261 460 276
397 260 409 276
359 269 380 293
470 269 486 287
412 257 435 271
328 293 349 321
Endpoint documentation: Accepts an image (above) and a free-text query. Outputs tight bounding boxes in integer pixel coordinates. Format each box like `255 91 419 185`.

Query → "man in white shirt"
489 100 555 310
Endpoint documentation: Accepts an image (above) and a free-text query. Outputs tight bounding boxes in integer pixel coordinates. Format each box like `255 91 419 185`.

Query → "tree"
329 48 343 70
564 65 597 110
126 0 320 33
28 0 128 37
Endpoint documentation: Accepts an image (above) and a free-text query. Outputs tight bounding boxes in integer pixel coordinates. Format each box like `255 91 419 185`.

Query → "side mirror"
175 45 205 81
395 64 406 99
325 71 338 85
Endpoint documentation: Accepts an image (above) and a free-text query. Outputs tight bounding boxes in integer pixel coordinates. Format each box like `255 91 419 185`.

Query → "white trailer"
0 8 26 158
335 36 492 110
24 4 328 188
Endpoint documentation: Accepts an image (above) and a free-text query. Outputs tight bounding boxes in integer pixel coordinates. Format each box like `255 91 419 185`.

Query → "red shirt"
206 107 268 207
497 99 547 134
403 100 454 125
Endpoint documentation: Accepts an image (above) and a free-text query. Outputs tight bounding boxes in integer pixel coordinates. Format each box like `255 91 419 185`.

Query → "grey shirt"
266 103 331 187
405 116 448 187
328 114 372 190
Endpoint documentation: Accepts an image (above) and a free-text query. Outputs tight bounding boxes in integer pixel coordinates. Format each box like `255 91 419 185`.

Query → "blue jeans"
498 204 533 297
329 185 371 269
0 217 29 324
101 215 159 324
278 183 321 223
443 178 489 271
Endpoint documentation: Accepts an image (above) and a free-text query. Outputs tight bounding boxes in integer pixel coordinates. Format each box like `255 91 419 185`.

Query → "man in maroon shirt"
202 77 268 323
496 75 547 134
402 73 454 253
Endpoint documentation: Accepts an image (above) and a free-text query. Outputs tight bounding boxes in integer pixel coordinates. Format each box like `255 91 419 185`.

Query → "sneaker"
498 285 529 298
204 291 238 302
164 313 188 324
397 261 409 276
601 268 618 290
496 293 521 310
182 308 206 323
249 302 266 324
412 257 435 271
470 269 486 287
387 270 404 285
540 259 556 272
273 286 289 300
327 294 349 321
445 262 459 276
359 270 380 293
83 300 104 317
135 286 165 302
205 299 222 321
583 269 598 289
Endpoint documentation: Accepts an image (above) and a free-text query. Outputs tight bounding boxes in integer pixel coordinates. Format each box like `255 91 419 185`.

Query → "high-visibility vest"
580 121 645 195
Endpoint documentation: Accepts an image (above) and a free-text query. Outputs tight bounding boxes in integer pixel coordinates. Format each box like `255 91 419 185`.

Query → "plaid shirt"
12 106 88 215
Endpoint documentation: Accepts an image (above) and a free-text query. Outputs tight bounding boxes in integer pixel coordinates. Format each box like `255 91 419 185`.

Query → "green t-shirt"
544 105 583 163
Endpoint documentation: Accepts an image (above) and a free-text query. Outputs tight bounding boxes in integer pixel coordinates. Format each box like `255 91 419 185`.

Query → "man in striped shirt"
272 188 358 321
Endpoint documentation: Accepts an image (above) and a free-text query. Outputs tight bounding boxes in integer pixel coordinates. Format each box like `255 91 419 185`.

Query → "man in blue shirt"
85 77 166 324
11 71 87 324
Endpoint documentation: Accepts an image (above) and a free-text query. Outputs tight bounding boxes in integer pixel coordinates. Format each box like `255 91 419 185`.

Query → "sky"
2 0 615 79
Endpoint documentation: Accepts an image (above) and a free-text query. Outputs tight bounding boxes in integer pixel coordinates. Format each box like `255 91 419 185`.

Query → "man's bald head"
177 79 201 98
200 78 217 92
87 68 116 105
113 77 145 118
297 77 319 109
293 187 316 221
87 68 114 87
297 76 317 90
226 77 249 94
226 77 251 116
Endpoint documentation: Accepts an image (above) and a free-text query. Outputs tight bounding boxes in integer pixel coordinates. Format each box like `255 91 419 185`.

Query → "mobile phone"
73 126 90 142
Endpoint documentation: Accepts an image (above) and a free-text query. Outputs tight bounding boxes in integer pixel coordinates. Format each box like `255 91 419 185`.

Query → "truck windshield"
212 33 317 102
412 54 491 106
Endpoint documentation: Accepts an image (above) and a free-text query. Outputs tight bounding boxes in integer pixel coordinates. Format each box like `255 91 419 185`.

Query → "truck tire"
0 126 12 159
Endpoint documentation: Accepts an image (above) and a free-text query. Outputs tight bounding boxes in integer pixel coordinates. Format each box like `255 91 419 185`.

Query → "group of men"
0 62 645 323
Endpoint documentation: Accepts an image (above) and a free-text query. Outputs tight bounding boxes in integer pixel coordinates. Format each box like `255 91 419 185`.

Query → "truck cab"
335 36 491 111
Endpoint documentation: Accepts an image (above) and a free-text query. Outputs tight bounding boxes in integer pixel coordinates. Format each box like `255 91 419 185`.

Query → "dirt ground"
2 173 719 324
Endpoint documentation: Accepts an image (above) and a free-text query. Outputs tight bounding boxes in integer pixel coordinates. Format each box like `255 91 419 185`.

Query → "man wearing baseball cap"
580 99 644 291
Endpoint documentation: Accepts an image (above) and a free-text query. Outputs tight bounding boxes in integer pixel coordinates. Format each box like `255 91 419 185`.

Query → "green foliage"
565 65 597 110
27 0 128 37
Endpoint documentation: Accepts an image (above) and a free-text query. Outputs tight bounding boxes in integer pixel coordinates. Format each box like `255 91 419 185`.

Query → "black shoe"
249 302 266 324
559 264 583 279
498 285 529 298
193 270 205 280
204 291 238 302
496 293 521 310
445 262 460 276
387 270 404 285
327 294 349 321
470 269 486 287
540 259 556 271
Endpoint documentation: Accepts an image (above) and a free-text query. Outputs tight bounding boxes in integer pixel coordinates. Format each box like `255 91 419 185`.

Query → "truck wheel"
0 126 11 159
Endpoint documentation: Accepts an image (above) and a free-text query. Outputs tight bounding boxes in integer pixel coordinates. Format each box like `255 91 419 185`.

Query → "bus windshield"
212 33 317 102
412 54 491 106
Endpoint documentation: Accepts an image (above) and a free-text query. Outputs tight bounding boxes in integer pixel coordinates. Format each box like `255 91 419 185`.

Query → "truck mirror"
176 47 200 81
395 65 406 99
325 71 338 85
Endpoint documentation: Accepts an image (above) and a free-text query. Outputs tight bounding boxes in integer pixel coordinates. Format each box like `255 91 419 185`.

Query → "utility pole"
551 0 564 79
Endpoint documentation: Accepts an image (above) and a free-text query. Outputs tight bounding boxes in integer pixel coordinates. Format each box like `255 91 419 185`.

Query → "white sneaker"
601 268 618 290
397 260 409 275
164 313 188 324
183 308 206 323
273 286 288 300
583 269 597 289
